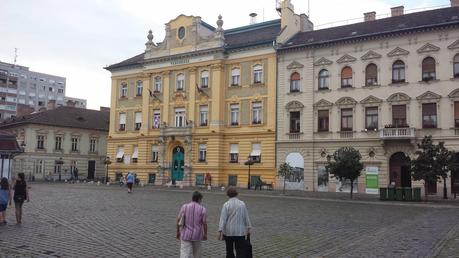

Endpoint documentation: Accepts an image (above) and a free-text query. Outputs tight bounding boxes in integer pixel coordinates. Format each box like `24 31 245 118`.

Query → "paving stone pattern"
0 184 459 258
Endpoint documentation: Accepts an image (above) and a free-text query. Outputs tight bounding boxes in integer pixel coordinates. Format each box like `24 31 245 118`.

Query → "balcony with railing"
159 122 192 137
380 127 416 140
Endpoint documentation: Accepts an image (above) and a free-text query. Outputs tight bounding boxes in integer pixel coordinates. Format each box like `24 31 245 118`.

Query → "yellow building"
105 14 279 187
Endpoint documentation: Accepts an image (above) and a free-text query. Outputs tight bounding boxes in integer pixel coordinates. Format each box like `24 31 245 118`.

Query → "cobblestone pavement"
0 184 459 258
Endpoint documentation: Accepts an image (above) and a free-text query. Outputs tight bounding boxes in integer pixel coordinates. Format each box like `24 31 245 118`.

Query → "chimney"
249 13 257 25
47 100 56 110
364 12 376 22
391 6 404 17
452 0 459 7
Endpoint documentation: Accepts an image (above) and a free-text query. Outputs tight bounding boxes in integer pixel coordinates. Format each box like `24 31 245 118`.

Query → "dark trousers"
224 236 246 258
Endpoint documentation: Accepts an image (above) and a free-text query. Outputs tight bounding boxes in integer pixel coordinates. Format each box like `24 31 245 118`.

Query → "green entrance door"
172 146 185 181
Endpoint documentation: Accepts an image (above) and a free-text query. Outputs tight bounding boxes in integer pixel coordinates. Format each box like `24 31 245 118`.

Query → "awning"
132 147 139 159
230 144 239 154
250 143 261 156
116 147 124 159
152 145 158 152
135 112 142 123
119 113 126 124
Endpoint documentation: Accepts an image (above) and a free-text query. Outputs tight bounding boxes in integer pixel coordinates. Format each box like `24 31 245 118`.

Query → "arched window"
318 69 329 90
253 65 263 84
290 72 301 92
154 76 162 92
231 68 240 86
200 70 209 88
176 73 185 91
136 80 143 96
422 57 436 81
454 54 459 78
365 64 378 86
341 66 353 88
120 83 127 97
392 60 405 83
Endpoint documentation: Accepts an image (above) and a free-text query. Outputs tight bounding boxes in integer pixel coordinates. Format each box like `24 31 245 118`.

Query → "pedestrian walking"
218 187 252 258
0 177 12 225
176 191 208 258
12 173 29 224
126 172 134 193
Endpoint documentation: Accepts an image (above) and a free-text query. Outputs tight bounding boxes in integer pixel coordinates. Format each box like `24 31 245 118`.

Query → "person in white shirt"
218 187 252 258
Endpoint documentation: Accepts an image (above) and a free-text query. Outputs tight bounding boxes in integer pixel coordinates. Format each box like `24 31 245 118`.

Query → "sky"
0 0 449 110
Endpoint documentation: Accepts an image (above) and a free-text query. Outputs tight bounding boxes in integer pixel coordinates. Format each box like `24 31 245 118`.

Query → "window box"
198 159 206 163
119 125 126 131
252 121 262 125
132 158 138 163
231 122 239 126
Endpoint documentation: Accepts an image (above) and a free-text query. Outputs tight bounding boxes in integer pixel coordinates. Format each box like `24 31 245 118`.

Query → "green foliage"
326 147 364 198
278 162 293 194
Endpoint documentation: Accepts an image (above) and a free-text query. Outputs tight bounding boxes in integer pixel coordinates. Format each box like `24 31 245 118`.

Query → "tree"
411 136 455 200
278 162 293 194
326 147 364 199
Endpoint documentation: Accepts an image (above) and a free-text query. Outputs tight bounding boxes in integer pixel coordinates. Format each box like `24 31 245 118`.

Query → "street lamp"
55 157 64 182
244 157 254 189
104 157 111 184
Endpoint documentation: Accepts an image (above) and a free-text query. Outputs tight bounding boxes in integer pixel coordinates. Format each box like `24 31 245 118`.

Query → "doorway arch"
172 146 185 181
389 152 411 187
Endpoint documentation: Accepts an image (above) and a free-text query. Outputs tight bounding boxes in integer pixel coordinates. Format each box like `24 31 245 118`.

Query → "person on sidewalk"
176 191 208 258
218 187 252 258
126 172 134 193
12 173 29 224
0 177 12 225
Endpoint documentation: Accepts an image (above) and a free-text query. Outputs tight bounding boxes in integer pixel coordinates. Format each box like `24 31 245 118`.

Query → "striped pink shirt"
178 202 207 241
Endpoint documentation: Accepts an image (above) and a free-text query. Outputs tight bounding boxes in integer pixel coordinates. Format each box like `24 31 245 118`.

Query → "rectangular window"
422 103 437 128
135 112 142 130
230 104 239 126
58 88 64 94
318 110 329 132
71 137 79 151
341 108 353 131
201 71 209 88
199 105 208 126
290 111 301 133
252 102 262 124
229 144 239 163
231 69 240 86
55 136 62 150
152 109 161 129
89 139 97 152
154 77 161 92
175 108 186 127
250 143 261 163
198 144 207 162
132 146 139 163
392 105 407 127
365 107 378 130
119 113 126 131
151 145 158 163
37 135 44 149
455 102 459 128
253 65 263 84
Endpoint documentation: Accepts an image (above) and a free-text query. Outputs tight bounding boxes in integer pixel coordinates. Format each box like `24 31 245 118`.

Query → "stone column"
188 68 197 123
141 73 151 133
184 135 193 186
162 71 171 126
210 64 224 132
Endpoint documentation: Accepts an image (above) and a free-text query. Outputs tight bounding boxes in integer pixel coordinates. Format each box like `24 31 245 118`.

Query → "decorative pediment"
336 54 357 64
287 61 304 70
448 88 459 99
447 39 459 50
314 57 333 66
360 95 383 105
335 97 357 106
387 92 411 103
387 47 409 57
361 50 382 60
313 99 333 108
417 43 440 53
416 91 441 101
285 101 305 110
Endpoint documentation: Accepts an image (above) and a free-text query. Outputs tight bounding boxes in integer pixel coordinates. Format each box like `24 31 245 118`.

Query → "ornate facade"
277 1 459 195
106 15 279 187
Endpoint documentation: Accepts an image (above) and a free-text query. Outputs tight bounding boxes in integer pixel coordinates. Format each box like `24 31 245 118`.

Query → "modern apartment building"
276 1 459 196
64 96 87 109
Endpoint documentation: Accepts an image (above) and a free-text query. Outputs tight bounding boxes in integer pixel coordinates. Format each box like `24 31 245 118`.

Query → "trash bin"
403 187 412 201
388 186 396 200
413 187 422 202
396 187 403 201
379 188 388 201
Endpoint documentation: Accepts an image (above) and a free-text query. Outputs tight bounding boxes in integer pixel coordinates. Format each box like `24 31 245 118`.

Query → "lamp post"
104 156 111 184
244 157 254 189
55 157 64 182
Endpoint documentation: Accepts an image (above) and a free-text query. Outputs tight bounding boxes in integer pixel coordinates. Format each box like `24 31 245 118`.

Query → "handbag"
244 234 253 258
